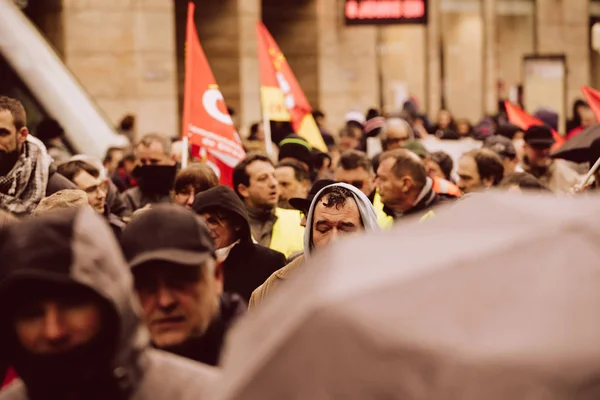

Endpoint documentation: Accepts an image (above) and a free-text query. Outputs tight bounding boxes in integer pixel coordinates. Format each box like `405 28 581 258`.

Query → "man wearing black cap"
521 126 580 193
120 204 246 366
0 207 217 400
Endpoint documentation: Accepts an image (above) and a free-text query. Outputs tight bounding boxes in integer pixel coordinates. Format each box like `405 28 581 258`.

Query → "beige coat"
249 255 304 309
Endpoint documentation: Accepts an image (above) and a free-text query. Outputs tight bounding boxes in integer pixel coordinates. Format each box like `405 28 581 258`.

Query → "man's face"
274 166 308 208
339 135 360 151
134 261 223 348
0 109 28 174
174 184 196 209
202 212 237 250
457 155 483 193
13 293 103 355
105 149 124 175
312 194 361 250
580 107 596 128
376 157 412 211
136 141 174 166
524 144 551 167
334 167 374 197
238 160 278 210
501 156 518 175
383 126 410 150
73 170 108 214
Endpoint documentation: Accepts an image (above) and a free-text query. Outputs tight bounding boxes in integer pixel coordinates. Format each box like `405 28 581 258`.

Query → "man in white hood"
249 183 380 309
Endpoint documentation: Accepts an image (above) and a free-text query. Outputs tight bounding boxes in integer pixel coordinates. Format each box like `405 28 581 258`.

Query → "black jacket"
192 186 286 303
121 186 171 213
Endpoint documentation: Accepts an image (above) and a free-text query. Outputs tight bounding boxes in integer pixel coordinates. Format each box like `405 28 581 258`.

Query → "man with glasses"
334 150 392 228
380 118 414 151
57 160 125 237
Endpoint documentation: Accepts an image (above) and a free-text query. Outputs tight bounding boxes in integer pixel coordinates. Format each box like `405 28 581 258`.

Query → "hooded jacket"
249 183 381 308
192 186 287 303
0 208 217 400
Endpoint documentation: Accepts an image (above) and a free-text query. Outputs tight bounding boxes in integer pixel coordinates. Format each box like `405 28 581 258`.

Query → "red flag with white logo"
182 2 245 187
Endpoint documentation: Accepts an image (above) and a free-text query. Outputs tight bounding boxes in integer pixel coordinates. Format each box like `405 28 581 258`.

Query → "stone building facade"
21 0 598 138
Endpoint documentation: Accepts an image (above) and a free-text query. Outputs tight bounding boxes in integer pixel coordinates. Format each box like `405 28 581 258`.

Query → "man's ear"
17 127 28 147
237 184 249 200
401 176 415 193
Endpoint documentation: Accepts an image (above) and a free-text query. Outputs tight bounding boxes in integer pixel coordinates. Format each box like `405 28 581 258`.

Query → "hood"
0 207 148 389
192 185 251 242
304 183 380 259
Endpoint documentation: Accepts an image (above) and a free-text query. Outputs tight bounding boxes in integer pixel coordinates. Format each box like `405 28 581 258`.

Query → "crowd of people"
0 93 599 399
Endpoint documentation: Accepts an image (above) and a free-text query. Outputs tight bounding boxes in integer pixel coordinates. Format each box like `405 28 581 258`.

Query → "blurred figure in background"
274 160 310 210
499 172 551 193
103 147 124 177
427 151 454 182
111 152 137 193
35 118 72 164
457 149 505 194
117 114 136 144
566 99 589 133
173 163 219 209
430 109 457 136
380 118 414 151
566 104 597 139
312 110 335 148
482 135 521 175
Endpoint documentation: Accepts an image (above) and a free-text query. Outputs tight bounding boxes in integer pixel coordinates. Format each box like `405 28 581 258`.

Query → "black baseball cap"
483 135 517 159
121 204 215 269
524 125 555 149
288 179 336 214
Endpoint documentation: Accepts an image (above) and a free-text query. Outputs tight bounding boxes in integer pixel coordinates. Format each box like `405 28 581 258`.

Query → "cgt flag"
504 101 565 152
581 86 600 123
182 2 245 187
256 22 327 151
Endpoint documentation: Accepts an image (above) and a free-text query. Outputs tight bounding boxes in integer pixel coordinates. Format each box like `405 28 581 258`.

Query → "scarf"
0 136 51 216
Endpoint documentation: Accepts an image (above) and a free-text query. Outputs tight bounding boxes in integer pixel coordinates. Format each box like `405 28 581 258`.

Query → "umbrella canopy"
551 124 600 163
213 192 600 400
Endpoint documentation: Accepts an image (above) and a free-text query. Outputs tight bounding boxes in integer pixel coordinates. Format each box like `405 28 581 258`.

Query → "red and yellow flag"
581 86 600 123
182 2 245 187
504 101 565 152
256 22 326 151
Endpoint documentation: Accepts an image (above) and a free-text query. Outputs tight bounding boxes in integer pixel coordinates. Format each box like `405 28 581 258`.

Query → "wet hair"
174 164 219 194
135 133 171 157
276 159 310 183
233 152 273 197
314 185 355 210
379 149 428 191
0 96 26 131
499 172 551 192
57 160 100 182
464 148 505 186
337 150 373 174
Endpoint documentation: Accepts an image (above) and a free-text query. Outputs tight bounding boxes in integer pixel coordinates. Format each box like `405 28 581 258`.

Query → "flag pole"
263 114 274 158
181 135 189 169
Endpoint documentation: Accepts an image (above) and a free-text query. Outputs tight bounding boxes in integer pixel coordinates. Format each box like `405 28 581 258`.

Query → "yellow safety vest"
270 208 305 258
372 191 394 229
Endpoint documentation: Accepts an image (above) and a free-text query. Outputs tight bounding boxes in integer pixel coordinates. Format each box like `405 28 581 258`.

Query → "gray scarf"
0 136 51 216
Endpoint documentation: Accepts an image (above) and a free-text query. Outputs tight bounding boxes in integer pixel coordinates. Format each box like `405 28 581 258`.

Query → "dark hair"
314 185 355 211
430 151 453 181
136 133 171 157
0 96 26 131
103 147 124 164
119 115 135 131
35 118 64 142
312 110 325 119
571 99 588 127
248 122 261 140
233 152 273 197
57 160 100 182
174 164 219 194
337 150 373 174
276 159 310 183
379 149 428 191
464 148 505 186
499 172 551 192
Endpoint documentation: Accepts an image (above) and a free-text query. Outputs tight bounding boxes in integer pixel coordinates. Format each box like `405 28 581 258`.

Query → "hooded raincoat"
0 208 217 400
249 183 380 309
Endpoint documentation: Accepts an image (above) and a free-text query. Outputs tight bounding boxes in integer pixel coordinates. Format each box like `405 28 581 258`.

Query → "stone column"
482 0 497 116
536 0 590 110
426 0 442 119
62 0 179 139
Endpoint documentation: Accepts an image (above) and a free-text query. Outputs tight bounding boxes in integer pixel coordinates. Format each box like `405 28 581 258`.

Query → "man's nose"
185 191 195 207
156 282 178 310
269 175 278 187
43 304 69 343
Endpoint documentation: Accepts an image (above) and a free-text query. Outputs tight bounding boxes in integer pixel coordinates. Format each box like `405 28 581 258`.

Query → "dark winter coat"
192 186 287 303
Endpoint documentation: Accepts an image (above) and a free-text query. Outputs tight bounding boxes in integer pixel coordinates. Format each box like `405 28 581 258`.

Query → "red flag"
182 2 245 187
256 22 326 151
504 101 564 152
581 86 600 122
